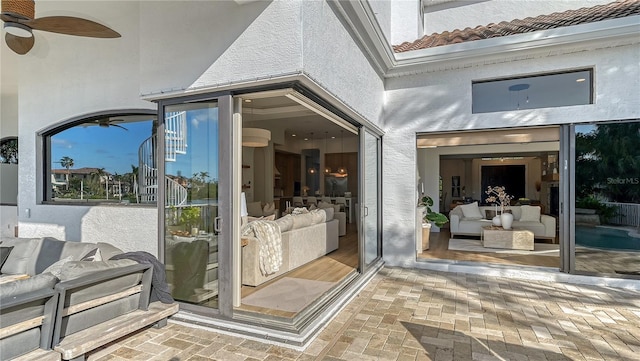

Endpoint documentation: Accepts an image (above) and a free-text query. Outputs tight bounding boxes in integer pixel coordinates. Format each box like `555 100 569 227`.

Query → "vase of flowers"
485 186 514 229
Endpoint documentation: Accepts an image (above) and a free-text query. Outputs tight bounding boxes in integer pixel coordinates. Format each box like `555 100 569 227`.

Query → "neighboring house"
1 0 638 347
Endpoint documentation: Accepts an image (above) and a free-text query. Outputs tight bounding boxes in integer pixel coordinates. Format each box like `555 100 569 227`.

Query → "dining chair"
335 196 346 212
292 196 304 207
306 196 318 206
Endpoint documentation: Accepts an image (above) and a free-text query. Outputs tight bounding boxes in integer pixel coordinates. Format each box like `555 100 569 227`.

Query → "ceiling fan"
1 0 120 55
93 118 129 131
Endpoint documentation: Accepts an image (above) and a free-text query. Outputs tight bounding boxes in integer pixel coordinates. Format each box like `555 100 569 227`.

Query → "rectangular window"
472 69 593 113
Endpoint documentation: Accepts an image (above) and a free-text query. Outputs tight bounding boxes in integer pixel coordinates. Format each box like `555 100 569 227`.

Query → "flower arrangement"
485 186 513 212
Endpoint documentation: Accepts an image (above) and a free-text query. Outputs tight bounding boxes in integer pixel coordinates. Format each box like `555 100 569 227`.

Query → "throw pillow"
42 256 74 278
459 202 483 219
247 201 263 217
0 246 13 268
263 202 276 216
80 248 103 262
520 205 541 222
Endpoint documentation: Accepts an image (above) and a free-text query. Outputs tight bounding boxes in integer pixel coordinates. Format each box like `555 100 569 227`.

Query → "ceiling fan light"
4 22 32 38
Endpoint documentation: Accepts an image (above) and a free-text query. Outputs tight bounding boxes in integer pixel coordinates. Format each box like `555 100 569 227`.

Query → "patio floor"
89 267 640 361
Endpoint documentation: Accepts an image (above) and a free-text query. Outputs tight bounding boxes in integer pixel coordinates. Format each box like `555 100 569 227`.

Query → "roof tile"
393 0 640 53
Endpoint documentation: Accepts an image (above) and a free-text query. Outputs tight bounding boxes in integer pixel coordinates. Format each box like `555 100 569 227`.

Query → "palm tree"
60 156 74 190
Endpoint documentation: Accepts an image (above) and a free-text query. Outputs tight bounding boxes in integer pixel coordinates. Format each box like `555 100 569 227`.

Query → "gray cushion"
0 273 58 299
95 242 124 260
58 259 142 306
0 238 40 275
31 237 96 274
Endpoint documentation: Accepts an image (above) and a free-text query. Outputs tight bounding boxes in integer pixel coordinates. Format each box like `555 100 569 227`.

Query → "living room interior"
236 90 361 319
416 126 561 268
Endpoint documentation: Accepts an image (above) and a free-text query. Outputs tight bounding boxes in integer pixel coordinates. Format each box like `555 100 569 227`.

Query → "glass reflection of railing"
603 202 640 227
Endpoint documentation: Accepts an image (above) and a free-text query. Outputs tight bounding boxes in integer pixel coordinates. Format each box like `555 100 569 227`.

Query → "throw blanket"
110 251 175 304
241 220 283 276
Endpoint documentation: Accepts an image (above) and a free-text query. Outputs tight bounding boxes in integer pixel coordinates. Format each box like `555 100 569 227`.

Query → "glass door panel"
573 121 640 276
163 101 221 308
363 130 380 267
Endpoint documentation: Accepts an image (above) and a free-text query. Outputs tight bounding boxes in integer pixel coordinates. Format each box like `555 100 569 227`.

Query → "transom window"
472 69 593 113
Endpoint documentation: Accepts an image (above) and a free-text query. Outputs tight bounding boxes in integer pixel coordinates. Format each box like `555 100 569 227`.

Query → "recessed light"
331 136 336 139
244 99 252 103
576 78 586 82
291 134 296 137
304 138 309 141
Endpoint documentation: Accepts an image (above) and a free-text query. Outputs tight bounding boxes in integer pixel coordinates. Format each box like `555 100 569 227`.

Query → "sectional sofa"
0 237 178 361
242 208 339 287
449 203 557 240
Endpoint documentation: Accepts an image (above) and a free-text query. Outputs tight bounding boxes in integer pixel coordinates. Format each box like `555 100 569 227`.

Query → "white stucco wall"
302 1 385 126
139 0 303 95
382 44 640 267
423 0 615 35
15 1 157 253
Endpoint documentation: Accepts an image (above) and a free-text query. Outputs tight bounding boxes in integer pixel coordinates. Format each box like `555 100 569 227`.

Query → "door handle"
365 206 369 217
214 216 222 233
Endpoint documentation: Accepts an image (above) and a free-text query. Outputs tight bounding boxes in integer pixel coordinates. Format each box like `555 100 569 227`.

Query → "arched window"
43 112 156 204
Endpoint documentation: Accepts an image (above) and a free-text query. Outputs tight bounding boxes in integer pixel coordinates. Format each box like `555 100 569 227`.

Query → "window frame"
40 109 157 206
472 68 594 114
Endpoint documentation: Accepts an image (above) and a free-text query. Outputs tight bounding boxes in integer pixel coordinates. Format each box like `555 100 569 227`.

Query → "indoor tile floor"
89 267 640 361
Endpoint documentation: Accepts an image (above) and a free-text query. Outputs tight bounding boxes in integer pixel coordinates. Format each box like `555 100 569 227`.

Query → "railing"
165 111 187 162
603 202 640 227
138 129 188 206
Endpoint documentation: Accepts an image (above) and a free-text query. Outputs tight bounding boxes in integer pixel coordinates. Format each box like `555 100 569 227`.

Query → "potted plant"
418 195 449 250
179 206 202 236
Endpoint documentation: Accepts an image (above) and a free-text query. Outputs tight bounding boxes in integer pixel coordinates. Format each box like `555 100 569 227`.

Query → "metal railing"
603 202 640 227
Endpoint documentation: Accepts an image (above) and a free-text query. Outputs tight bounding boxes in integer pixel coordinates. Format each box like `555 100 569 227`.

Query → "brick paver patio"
90 267 640 361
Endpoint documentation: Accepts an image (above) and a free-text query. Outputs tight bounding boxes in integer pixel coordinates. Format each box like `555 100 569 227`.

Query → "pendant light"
323 131 332 174
307 132 317 174
337 130 347 175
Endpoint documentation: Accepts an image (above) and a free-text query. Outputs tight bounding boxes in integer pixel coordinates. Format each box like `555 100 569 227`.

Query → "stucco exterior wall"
139 0 303 95
382 44 640 267
301 1 385 126
15 1 156 252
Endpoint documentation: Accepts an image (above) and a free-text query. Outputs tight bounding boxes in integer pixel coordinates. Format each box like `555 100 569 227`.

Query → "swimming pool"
575 225 640 251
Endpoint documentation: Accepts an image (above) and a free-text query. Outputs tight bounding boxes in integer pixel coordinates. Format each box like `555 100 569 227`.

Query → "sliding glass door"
572 121 640 277
363 129 381 268
162 101 221 309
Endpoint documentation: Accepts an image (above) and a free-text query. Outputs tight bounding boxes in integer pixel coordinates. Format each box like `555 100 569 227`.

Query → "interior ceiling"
241 94 358 140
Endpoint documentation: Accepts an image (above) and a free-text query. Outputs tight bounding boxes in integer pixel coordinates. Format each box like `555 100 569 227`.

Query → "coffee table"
481 226 534 251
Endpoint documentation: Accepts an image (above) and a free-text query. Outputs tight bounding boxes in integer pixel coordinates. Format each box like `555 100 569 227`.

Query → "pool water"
575 225 640 251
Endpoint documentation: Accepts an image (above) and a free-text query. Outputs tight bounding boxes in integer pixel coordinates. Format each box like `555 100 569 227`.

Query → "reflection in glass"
163 102 220 308
48 116 154 203
574 121 640 276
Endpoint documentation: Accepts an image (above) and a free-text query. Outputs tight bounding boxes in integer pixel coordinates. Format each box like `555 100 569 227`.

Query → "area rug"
448 238 559 256
242 277 335 313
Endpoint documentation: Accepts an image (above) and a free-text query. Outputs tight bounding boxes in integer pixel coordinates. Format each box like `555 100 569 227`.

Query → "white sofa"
449 203 556 240
242 209 339 287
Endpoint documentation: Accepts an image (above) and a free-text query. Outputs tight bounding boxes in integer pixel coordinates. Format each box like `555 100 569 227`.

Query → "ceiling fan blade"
111 124 128 131
27 16 120 38
5 32 34 54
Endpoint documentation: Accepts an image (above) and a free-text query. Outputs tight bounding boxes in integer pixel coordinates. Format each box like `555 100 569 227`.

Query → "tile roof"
393 0 640 53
